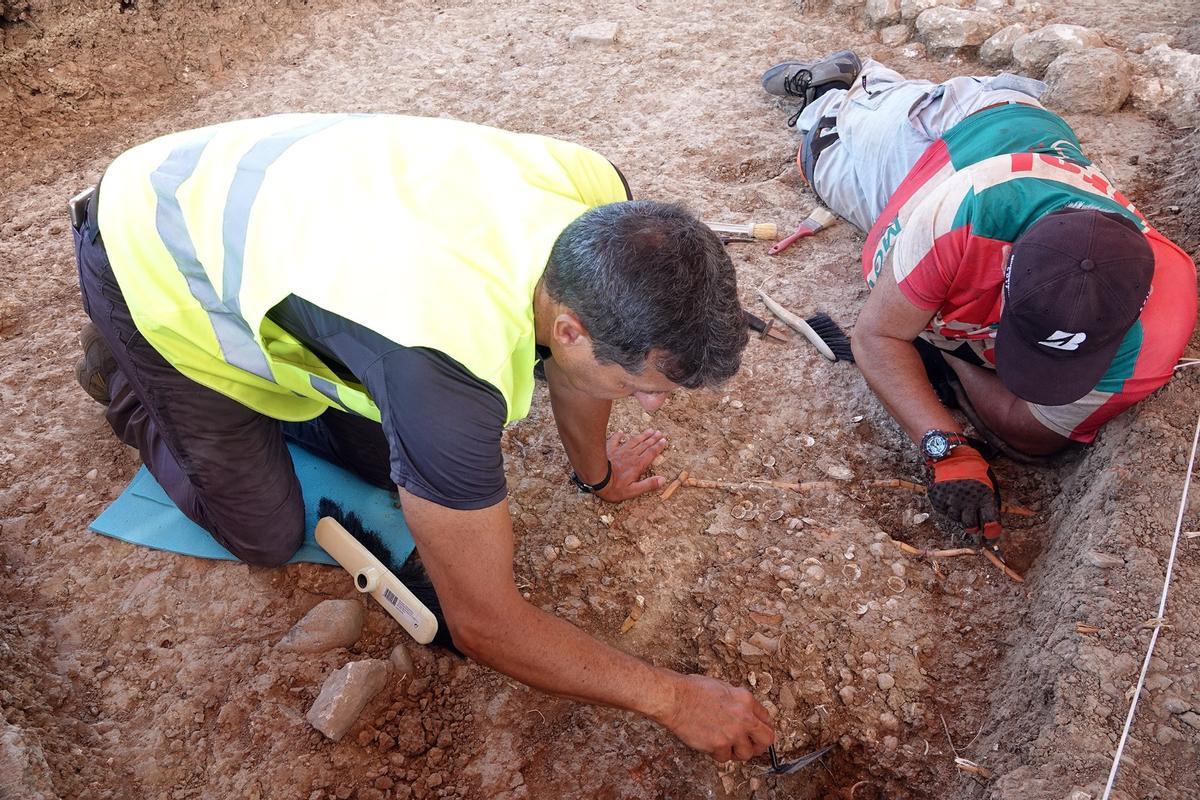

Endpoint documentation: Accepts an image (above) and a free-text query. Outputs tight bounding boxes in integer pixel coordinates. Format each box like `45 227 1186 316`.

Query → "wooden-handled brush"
705 221 779 241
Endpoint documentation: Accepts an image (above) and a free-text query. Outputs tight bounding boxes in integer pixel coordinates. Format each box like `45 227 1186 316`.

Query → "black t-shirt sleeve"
268 295 508 510
360 347 508 509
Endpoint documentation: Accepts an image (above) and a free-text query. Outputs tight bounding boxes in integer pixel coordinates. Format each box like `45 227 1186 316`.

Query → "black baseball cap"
995 208 1153 406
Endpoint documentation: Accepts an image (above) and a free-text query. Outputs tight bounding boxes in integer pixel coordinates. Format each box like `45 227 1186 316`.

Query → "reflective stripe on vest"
98 114 628 424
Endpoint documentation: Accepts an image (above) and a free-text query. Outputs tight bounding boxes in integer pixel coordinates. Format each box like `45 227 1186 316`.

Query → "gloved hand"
926 446 1002 542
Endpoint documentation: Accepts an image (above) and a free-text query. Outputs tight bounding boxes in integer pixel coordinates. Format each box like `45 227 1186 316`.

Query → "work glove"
925 445 1002 544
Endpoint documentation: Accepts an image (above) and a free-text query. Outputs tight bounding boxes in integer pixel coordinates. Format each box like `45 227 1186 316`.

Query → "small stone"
805 565 825 581
543 546 559 562
599 514 613 526
1085 550 1125 569
277 599 364 654
877 673 896 691
390 645 415 679
569 21 619 46
1161 695 1189 714
916 7 1003 51
739 641 767 659
980 23 1028 66
748 632 780 654
911 512 930 525
1044 49 1132 113
1155 724 1181 745
563 535 582 551
1012 24 1103 76
839 686 857 705
779 683 797 713
729 399 744 409
879 24 910 45
426 772 444 788
823 463 853 481
890 562 906 578
879 711 900 730
882 735 899 751
307 659 392 741
85 468 99 481
1179 711 1200 730
378 732 396 751
777 565 797 580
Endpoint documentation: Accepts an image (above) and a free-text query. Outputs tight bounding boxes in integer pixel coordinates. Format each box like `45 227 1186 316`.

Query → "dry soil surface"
2 2 1199 799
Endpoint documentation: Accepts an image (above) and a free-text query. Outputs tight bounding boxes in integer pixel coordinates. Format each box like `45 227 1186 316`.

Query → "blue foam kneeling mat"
90 443 414 566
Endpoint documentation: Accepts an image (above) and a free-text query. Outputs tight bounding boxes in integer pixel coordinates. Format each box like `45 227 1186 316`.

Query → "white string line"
1101 410 1200 799
1173 359 1200 373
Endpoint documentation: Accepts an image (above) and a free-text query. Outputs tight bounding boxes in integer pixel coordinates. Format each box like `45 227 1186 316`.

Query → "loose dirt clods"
1 0 1199 799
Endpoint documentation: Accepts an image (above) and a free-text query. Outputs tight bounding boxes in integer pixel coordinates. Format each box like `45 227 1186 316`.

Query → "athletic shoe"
761 49 862 104
75 322 117 405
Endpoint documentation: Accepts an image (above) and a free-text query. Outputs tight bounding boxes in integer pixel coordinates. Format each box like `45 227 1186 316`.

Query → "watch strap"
570 460 613 494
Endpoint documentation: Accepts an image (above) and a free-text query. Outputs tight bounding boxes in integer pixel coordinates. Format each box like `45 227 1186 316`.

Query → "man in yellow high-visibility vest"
72 114 772 763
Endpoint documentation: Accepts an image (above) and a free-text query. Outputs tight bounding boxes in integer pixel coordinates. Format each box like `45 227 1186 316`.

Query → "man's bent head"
997 207 1153 406
543 200 748 398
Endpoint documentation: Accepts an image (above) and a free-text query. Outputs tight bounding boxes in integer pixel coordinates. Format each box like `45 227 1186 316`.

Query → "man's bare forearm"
544 357 612 484
852 332 961 442
458 590 677 721
943 358 1070 455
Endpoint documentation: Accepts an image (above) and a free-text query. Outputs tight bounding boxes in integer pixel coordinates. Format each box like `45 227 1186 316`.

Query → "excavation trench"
1 2 1197 799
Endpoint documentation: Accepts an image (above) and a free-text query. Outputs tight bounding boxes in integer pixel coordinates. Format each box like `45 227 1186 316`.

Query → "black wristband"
570 461 613 494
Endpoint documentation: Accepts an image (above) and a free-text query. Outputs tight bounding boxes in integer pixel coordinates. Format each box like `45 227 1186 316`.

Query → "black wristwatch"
920 429 970 463
570 461 613 494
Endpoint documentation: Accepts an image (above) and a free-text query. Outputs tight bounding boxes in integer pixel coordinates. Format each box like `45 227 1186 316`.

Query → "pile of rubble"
825 0 1200 125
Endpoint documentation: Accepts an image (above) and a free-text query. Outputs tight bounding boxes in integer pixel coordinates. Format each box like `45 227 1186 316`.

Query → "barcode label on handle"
382 587 420 628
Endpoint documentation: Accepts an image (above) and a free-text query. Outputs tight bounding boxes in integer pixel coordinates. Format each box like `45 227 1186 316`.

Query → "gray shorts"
795 60 1047 233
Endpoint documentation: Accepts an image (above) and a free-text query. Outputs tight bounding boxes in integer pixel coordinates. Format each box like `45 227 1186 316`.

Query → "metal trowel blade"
765 743 835 775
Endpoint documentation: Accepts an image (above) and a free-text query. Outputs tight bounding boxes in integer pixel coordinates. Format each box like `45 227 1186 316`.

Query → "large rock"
1132 45 1200 129
276 599 364 654
980 23 1028 66
900 0 939 22
307 659 392 741
1011 24 1103 77
916 7 1003 51
867 0 902 27
1043 49 1131 113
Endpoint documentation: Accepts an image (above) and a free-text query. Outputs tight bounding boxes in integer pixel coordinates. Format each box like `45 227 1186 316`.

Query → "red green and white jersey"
862 104 1196 443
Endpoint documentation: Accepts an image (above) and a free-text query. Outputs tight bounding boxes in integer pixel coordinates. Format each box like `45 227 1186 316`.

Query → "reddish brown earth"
1 2 1198 799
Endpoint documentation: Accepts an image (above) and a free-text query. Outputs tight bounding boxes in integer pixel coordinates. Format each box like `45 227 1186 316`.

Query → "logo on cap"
1037 330 1087 351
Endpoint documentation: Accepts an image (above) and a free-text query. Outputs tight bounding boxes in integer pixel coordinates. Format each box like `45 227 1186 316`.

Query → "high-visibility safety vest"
98 114 629 424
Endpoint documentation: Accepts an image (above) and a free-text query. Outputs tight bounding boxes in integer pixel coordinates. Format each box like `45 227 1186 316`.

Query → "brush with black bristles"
317 497 462 656
757 289 855 363
803 312 855 363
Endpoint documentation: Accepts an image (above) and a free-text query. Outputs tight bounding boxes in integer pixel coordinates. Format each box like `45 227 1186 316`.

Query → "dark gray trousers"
74 193 392 566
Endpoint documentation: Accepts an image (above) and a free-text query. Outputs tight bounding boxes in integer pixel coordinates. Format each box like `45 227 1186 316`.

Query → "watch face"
924 433 949 459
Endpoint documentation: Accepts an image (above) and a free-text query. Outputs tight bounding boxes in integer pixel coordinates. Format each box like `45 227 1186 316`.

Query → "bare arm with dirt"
852 265 961 442
399 489 775 762
854 265 1005 537
942 358 1071 455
